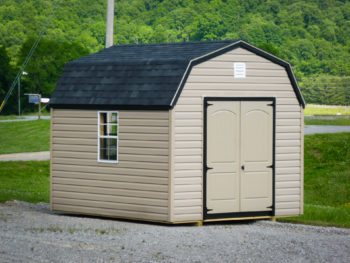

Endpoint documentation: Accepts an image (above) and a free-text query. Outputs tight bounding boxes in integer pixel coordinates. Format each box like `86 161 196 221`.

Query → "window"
98 111 118 163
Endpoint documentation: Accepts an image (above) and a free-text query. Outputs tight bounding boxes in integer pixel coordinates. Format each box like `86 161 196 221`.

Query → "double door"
205 99 274 216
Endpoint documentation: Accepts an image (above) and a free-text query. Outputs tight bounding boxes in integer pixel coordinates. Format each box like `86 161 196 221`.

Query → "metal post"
38 94 41 120
106 0 114 48
18 77 20 116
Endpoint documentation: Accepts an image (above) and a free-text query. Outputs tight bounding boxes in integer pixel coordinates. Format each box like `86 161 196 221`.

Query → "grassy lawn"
305 118 350 126
0 119 50 154
305 105 350 116
279 133 350 228
0 161 50 203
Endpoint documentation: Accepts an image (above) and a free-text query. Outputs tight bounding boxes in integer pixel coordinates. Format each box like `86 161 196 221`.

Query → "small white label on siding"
234 62 246 78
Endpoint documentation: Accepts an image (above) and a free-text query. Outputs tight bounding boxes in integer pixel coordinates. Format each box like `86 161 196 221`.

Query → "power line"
0 0 61 113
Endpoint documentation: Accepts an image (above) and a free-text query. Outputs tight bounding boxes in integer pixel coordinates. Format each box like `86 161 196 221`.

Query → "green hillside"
1 0 350 113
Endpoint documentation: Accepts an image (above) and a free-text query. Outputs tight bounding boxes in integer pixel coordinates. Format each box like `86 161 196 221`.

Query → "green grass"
304 105 350 116
280 205 350 228
0 119 50 154
0 161 50 203
303 133 350 207
279 133 350 228
305 118 350 126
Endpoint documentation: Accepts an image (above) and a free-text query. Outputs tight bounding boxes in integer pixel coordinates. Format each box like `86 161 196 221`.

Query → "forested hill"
1 0 350 112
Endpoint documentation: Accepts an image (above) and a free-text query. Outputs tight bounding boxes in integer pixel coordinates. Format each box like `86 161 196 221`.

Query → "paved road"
305 125 350 135
0 151 50 161
0 116 50 122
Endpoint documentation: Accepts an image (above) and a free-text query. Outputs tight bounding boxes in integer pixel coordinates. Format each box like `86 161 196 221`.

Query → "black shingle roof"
50 40 305 109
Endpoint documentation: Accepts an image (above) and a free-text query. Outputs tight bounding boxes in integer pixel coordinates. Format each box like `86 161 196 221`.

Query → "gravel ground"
0 201 349 263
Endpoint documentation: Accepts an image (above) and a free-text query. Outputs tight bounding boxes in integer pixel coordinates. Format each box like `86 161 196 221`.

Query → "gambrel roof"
50 40 305 109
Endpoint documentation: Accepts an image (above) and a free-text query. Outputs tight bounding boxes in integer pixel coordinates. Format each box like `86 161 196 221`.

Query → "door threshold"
204 215 272 222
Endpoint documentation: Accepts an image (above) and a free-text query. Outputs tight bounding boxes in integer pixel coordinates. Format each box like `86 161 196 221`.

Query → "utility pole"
17 71 28 117
18 77 20 116
38 94 41 120
106 0 114 48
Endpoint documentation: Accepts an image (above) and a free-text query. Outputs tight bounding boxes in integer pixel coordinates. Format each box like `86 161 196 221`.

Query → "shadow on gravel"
203 219 259 227
6 200 263 228
51 209 261 228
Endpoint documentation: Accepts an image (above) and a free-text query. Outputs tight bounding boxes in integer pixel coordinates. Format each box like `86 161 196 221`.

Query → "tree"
0 45 12 93
258 43 286 60
17 38 90 97
191 12 226 41
0 45 16 114
301 76 350 105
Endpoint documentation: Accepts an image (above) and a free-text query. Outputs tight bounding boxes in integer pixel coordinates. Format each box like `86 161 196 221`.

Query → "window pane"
100 137 117 148
108 112 118 124
100 113 107 124
108 147 117 160
99 138 117 161
100 138 106 148
100 124 107 136
100 113 107 135
108 124 118 136
100 147 107 160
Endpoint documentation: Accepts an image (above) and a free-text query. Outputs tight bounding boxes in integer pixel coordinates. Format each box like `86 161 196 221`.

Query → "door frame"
203 97 276 220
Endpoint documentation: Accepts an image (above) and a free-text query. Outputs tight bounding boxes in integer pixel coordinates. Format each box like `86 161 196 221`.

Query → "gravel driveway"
1 201 349 262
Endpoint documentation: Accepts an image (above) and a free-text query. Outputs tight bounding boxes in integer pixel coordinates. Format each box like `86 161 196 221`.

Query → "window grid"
98 111 119 163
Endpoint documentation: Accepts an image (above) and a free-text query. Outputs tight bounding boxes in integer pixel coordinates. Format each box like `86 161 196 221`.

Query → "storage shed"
50 40 305 224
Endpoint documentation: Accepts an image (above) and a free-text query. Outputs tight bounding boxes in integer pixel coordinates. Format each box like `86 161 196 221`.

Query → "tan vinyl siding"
300 108 304 214
51 109 170 222
172 47 303 221
50 108 53 209
168 110 175 222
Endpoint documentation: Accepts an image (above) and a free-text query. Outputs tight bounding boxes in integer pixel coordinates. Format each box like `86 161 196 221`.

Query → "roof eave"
49 103 171 111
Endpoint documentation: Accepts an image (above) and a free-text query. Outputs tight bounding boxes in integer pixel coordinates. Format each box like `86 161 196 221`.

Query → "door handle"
241 165 245 170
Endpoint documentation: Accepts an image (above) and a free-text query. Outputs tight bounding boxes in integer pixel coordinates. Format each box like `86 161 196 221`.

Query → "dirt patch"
310 148 322 159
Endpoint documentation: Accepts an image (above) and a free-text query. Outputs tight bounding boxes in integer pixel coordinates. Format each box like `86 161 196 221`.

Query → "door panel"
240 101 273 212
206 101 240 214
240 171 272 211
205 99 274 216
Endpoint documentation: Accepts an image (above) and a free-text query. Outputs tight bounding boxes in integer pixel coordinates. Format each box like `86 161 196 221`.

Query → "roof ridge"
69 58 189 65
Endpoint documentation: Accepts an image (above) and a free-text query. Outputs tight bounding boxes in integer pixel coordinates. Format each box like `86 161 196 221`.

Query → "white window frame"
98 111 119 163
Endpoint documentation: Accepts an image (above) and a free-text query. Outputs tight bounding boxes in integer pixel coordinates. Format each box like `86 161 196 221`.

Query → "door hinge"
267 205 274 209
205 102 213 108
205 166 213 172
205 207 213 213
267 102 275 106
267 164 274 169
